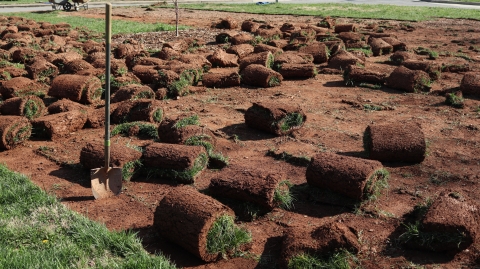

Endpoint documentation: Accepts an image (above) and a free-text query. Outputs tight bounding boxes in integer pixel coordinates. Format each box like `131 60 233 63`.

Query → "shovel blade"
91 167 122 199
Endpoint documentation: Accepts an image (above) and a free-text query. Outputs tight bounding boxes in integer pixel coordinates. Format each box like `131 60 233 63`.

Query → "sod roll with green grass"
0 115 32 150
363 122 426 163
31 110 88 140
111 84 155 103
399 192 476 252
386 66 431 93
306 152 389 201
202 68 241 88
209 165 292 210
154 185 250 262
244 101 306 136
111 99 164 124
343 65 386 85
0 95 45 120
281 222 360 269
142 143 207 183
48 74 103 104
80 141 143 181
0 76 47 99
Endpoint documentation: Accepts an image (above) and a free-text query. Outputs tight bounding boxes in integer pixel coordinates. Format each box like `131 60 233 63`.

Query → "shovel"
91 3 122 199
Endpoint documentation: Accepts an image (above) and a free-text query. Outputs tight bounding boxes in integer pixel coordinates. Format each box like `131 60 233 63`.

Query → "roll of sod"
156 69 180 88
386 66 431 93
277 63 317 79
238 51 273 70
142 143 207 183
207 49 239 68
111 99 163 124
202 69 241 88
25 58 58 81
253 44 283 55
402 60 441 80
209 165 290 210
154 186 249 262
111 84 155 103
0 96 45 120
381 37 407 51
63 59 94 75
274 52 313 66
417 193 475 252
298 42 329 64
80 141 142 181
255 27 282 39
368 38 393 56
460 72 480 96
226 44 254 58
334 24 357 33
158 114 208 143
132 65 160 84
0 116 32 150
344 65 386 85
306 152 388 201
240 64 283 88
244 101 306 136
158 47 181 60
220 17 238 29
363 122 426 163
47 99 88 114
215 31 239 44
230 33 253 45
390 51 419 65
48 74 103 104
328 50 364 70
281 222 360 269
0 77 47 99
85 103 119 129
241 20 260 32
31 110 88 140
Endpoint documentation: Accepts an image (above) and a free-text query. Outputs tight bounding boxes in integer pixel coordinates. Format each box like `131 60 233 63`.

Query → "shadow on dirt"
49 166 90 188
220 123 276 142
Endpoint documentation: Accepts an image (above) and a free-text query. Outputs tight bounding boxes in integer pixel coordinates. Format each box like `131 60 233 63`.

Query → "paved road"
1 0 480 13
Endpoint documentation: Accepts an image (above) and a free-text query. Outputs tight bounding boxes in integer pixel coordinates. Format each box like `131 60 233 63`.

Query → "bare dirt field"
1 6 480 269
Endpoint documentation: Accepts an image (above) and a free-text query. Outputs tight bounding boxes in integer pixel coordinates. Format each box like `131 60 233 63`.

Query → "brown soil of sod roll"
280 222 360 269
241 20 260 32
25 58 59 81
207 49 239 67
220 17 238 29
0 77 47 99
274 52 313 65
344 65 386 84
215 31 238 44
230 33 253 45
255 26 282 39
328 50 364 70
381 36 407 51
225 44 254 58
402 60 441 80
277 63 317 79
63 59 95 74
209 165 285 210
244 101 305 135
85 103 119 129
158 122 216 145
369 38 394 56
47 99 88 114
238 51 273 70
253 44 283 55
31 110 88 140
241 64 283 88
0 96 45 120
153 186 235 262
111 99 163 124
202 68 240 88
364 122 426 163
390 51 419 65
334 24 357 33
79 140 142 170
415 192 476 252
305 152 386 200
460 72 480 95
111 84 154 103
386 66 431 93
0 115 32 150
114 43 145 59
142 143 207 183
48 74 103 104
298 42 328 64
132 65 160 84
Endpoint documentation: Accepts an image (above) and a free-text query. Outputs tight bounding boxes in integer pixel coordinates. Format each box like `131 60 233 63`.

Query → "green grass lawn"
0 164 177 269
174 3 480 21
